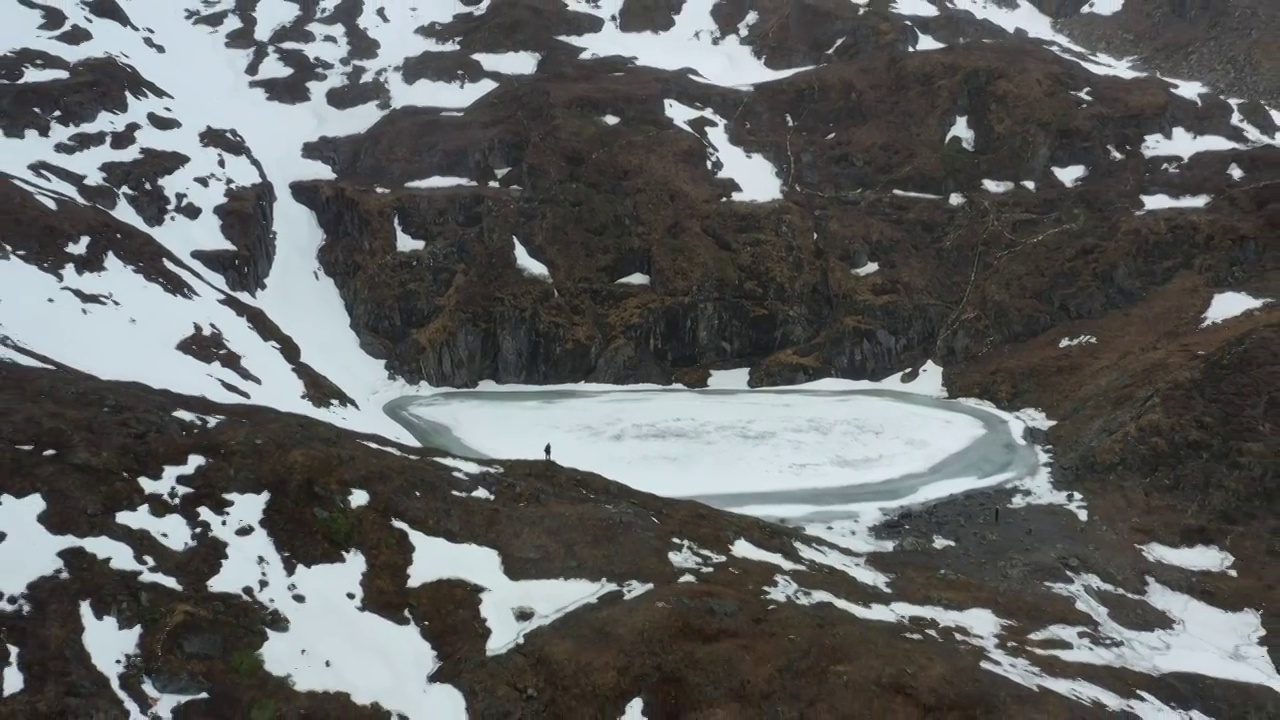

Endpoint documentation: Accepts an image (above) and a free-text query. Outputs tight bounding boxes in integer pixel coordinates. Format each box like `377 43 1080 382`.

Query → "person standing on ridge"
544 443 552 461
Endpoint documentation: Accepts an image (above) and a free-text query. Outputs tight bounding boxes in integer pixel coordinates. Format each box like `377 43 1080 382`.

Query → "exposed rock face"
190 181 277 294
99 148 191 226
0 55 168 138
293 37 1274 389
188 127 278 294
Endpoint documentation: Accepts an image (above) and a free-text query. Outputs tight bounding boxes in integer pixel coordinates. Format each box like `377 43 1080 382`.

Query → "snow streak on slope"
764 573 1253 718
558 0 814 87
1138 543 1237 575
664 99 784 201
0 493 182 603
1 643 21 697
198 493 468 716
1031 574 1280 693
394 521 628 656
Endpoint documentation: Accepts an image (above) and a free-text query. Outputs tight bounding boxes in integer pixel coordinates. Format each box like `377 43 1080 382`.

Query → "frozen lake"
384 386 1042 520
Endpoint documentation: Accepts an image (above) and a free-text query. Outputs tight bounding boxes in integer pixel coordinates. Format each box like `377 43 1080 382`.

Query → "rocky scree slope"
1048 0 1280 106
0 0 1278 717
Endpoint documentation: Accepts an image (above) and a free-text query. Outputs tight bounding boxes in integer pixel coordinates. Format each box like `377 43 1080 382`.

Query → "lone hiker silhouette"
544 442 552 461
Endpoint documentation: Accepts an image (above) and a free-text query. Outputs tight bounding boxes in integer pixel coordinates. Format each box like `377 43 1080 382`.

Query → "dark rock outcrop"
189 127 278 294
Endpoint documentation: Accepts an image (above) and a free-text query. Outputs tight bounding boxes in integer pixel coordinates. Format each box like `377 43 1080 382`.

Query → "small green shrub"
249 698 277 720
321 510 356 547
230 649 263 678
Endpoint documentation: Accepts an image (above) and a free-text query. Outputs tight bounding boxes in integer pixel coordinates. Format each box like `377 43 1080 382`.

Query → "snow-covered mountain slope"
1 0 1278 717
5 362 1279 718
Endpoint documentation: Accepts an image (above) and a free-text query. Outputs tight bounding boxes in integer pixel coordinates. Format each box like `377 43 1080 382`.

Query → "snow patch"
892 189 943 199
394 520 621 656
348 488 370 509
851 260 880 276
451 487 494 501
557 0 814 87
1 493 182 603
471 51 540 76
1138 543 1236 576
138 454 205 500
892 0 940 17
664 99 784 202
405 176 478 189
2 643 22 697
731 539 805 571
79 602 142 712
1139 193 1211 211
946 115 975 151
620 696 648 719
1200 291 1271 327
394 213 425 252
1081 0 1125 16
615 272 651 286
433 456 503 479
512 236 553 282
359 439 416 459
794 541 890 591
1031 573 1280 693
1141 128 1238 161
766 573 1205 716
199 494 467 716
981 179 1015 194
116 502 195 551
1008 446 1087 521
668 539 727 573
172 410 223 428
1058 334 1096 348
1051 165 1088 188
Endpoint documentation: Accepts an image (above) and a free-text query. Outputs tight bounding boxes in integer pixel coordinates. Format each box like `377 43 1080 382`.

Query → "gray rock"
178 632 224 659
900 536 928 552
149 672 210 696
